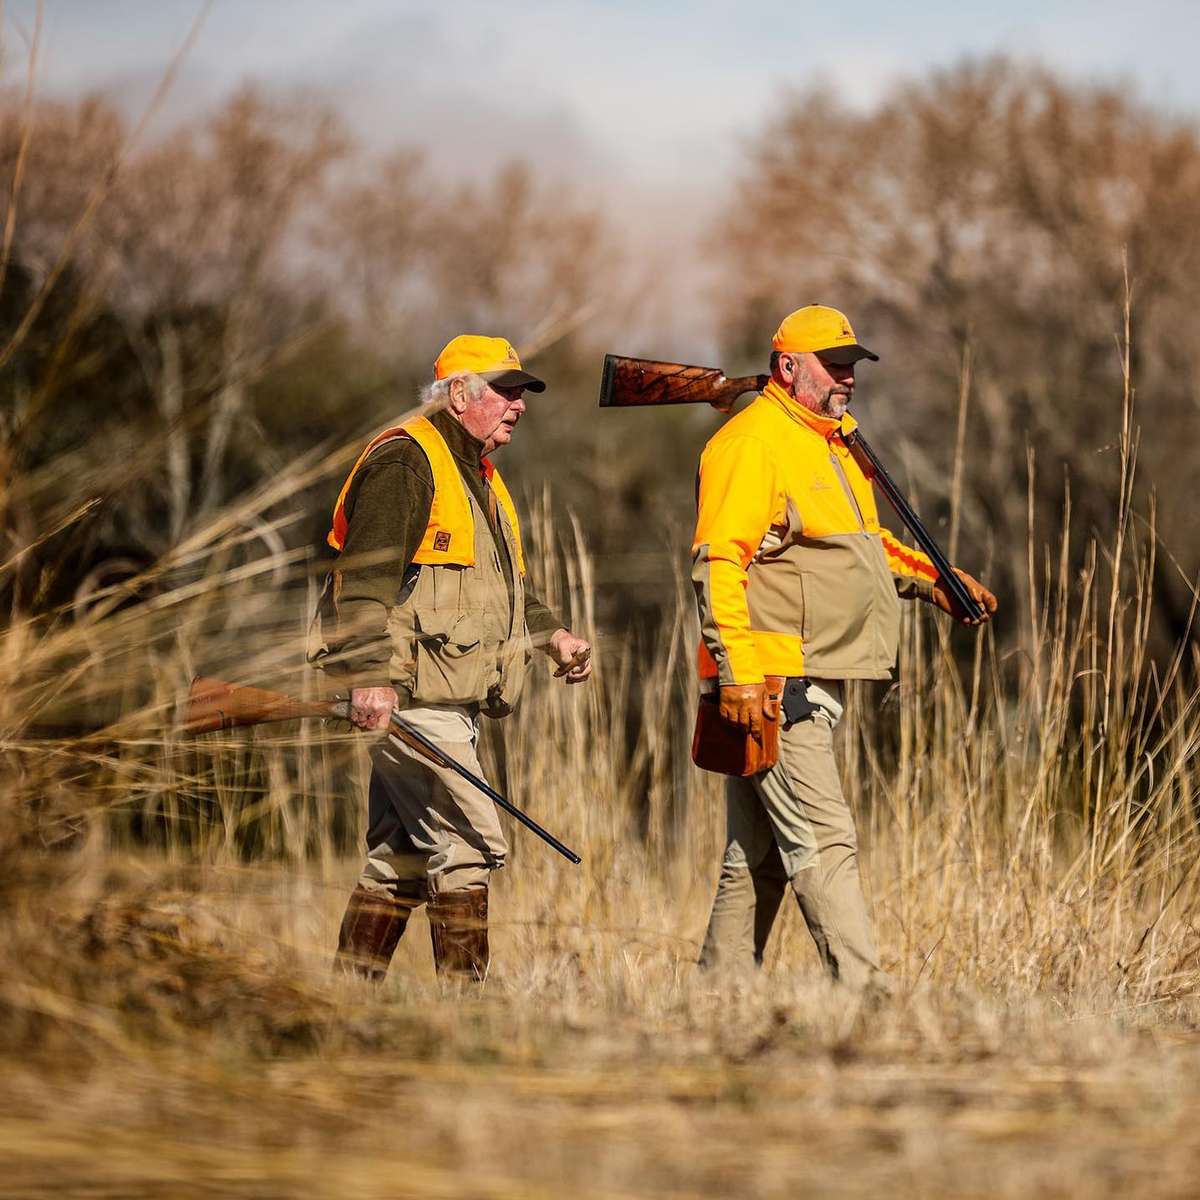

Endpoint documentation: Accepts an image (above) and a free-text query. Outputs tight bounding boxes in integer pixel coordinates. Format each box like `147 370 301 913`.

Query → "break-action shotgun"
597 353 985 623
183 676 582 864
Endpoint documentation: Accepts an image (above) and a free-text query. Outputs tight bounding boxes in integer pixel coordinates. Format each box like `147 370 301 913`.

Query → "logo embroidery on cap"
433 531 451 551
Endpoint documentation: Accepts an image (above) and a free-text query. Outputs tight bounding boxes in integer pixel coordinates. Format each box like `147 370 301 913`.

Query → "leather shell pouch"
691 676 783 777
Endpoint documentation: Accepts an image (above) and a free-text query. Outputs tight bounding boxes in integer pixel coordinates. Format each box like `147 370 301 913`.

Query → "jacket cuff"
318 641 393 689
715 651 765 687
895 573 936 603
525 600 565 643
322 668 394 691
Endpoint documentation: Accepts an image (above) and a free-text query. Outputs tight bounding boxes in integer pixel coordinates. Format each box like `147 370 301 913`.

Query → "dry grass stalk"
2 309 1199 1194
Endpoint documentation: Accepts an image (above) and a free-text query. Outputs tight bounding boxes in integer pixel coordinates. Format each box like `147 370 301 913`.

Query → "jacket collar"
762 378 858 443
429 405 487 469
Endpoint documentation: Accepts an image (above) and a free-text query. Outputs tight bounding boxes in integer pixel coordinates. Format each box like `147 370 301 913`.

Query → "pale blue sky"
7 0 1199 188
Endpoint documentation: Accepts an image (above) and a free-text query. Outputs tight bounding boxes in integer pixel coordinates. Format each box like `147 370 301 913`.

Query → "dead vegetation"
3 351 1200 1193
2 39 1200 1200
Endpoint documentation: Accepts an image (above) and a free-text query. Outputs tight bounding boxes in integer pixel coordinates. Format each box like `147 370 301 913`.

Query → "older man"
316 334 591 983
692 304 996 989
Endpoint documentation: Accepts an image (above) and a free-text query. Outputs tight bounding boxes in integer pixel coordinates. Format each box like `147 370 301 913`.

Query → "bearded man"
691 304 996 989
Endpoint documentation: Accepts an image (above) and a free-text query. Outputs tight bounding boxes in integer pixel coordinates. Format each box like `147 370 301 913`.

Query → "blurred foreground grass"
2 850 1199 1199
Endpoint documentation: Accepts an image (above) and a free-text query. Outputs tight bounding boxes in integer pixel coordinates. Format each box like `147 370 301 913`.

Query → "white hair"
419 372 486 410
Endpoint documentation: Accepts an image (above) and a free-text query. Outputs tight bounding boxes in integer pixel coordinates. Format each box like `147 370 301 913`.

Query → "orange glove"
932 569 998 627
719 683 780 741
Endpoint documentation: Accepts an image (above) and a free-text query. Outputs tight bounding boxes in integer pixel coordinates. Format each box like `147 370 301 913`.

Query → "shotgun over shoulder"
597 352 986 624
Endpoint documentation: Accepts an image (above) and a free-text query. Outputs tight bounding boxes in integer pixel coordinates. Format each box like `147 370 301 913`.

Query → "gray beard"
822 389 851 418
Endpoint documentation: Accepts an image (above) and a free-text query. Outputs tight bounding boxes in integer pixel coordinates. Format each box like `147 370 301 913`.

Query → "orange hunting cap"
772 304 879 365
433 334 546 392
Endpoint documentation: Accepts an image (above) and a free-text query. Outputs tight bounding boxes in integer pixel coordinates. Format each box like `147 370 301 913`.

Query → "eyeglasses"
492 384 526 401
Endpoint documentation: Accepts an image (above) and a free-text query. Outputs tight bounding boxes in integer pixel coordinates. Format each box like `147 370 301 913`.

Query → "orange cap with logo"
433 334 547 392
772 304 879 366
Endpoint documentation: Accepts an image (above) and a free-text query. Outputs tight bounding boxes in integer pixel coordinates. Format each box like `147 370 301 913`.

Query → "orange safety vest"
327 415 525 576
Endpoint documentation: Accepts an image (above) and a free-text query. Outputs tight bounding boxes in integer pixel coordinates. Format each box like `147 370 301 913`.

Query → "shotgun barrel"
386 712 581 864
843 431 985 622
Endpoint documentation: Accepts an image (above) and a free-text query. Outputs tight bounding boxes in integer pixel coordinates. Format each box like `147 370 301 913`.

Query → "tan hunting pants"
698 681 886 990
357 706 507 898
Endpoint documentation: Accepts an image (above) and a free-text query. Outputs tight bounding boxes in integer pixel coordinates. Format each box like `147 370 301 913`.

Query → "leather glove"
932 568 998 627
718 683 779 741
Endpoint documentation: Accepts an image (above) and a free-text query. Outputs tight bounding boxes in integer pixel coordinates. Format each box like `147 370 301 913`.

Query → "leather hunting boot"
428 885 489 982
334 884 417 982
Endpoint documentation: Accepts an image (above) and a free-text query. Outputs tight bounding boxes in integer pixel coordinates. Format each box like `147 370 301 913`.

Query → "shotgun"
598 353 985 623
183 676 582 864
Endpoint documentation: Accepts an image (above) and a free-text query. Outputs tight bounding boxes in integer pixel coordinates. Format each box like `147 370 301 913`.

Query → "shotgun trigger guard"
781 678 819 727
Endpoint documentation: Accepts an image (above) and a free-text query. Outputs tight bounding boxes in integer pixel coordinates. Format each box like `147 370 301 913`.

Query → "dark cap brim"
482 368 546 393
816 344 879 365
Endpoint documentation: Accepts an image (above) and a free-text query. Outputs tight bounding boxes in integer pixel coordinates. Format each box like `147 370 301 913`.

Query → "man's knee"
713 859 755 901
428 808 507 883
360 851 429 903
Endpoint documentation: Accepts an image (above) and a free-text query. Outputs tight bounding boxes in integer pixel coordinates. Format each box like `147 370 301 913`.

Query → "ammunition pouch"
691 676 785 777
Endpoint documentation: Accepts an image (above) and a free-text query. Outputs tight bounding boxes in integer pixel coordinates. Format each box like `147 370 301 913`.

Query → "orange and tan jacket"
691 380 939 686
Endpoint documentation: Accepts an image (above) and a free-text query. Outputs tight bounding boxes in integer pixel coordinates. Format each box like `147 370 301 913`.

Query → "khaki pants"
357 706 507 898
698 681 886 990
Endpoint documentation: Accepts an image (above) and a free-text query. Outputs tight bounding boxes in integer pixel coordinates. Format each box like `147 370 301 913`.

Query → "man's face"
776 351 855 419
453 380 527 455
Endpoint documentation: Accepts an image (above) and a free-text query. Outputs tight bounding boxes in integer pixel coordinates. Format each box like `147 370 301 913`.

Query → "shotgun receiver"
597 354 985 623
183 677 582 864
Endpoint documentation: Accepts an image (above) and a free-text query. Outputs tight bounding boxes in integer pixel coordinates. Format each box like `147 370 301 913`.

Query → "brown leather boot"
428 886 489 982
334 884 418 982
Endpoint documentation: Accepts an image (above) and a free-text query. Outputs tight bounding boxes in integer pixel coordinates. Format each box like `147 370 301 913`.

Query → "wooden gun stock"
183 676 341 734
598 353 766 414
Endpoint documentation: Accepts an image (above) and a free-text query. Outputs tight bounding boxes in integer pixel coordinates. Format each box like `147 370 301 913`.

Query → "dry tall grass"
2 345 1199 1196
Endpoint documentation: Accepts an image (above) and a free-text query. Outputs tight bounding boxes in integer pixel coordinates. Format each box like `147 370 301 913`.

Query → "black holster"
781 677 820 727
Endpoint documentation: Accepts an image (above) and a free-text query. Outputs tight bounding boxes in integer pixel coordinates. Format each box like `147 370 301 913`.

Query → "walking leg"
699 775 780 973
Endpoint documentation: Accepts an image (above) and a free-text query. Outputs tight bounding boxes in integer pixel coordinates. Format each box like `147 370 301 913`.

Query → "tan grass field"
3 23 1200 1195
4 357 1200 1197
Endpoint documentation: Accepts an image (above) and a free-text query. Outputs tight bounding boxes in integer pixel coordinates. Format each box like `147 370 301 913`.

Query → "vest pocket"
412 610 486 705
